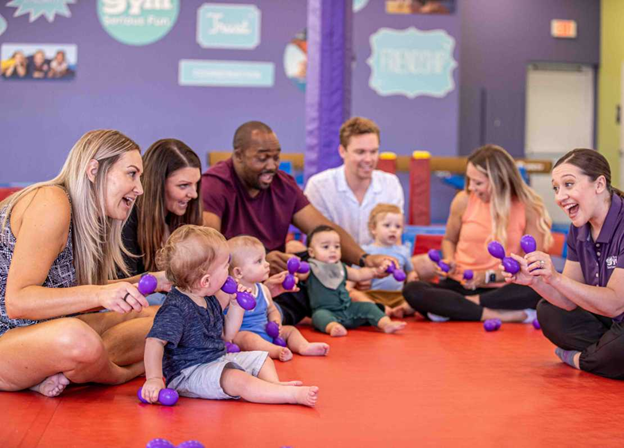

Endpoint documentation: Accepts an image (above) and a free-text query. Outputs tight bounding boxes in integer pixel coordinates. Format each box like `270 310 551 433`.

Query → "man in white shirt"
304 117 405 247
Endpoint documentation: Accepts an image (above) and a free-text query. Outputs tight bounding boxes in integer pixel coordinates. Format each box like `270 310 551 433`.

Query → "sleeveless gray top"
0 191 76 337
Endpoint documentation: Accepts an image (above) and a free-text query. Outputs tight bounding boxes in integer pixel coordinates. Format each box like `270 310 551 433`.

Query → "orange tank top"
451 193 526 281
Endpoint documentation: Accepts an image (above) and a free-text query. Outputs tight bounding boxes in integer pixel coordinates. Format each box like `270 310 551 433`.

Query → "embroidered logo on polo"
606 256 617 269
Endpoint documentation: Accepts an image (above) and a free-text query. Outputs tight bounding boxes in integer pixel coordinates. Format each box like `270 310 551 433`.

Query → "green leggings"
312 302 386 333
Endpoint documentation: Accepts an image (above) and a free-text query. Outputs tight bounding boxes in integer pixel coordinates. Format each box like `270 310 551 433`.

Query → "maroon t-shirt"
201 158 309 252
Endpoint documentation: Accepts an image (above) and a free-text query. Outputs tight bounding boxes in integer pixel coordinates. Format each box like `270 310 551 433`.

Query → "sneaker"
522 308 537 323
427 312 450 322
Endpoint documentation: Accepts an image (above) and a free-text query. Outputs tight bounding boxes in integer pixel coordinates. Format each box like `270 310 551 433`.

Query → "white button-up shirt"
304 165 405 246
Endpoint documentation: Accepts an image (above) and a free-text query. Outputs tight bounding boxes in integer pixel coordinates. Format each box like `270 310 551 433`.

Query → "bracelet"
484 270 496 284
358 253 370 267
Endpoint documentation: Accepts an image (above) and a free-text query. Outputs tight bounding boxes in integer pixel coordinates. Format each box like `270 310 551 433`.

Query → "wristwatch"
358 253 370 267
484 270 496 284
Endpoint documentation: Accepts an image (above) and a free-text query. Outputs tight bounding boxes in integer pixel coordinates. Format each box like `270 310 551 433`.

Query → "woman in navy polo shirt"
506 149 624 380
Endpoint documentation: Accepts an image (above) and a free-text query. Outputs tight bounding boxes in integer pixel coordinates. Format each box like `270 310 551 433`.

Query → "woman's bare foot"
326 322 347 337
299 342 330 356
291 386 319 407
30 373 70 397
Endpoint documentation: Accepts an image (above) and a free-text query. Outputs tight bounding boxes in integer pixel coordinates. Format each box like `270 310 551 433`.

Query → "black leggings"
537 300 624 380
402 279 541 321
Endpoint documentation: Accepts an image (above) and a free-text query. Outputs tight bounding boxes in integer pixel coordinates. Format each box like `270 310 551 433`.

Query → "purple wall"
459 0 600 157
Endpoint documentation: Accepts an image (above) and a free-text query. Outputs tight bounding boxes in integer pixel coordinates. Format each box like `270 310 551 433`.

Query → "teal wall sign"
353 0 369 13
7 0 75 23
179 60 274 88
197 3 261 49
367 27 457 99
97 0 179 46
0 15 6 36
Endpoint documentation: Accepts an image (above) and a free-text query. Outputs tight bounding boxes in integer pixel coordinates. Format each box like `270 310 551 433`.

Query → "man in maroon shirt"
202 121 394 325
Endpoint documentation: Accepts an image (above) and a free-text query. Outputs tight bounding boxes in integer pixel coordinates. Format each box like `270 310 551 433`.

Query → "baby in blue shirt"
141 225 319 407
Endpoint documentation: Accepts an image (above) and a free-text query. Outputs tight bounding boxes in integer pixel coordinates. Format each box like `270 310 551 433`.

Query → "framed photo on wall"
386 0 455 15
1 43 77 80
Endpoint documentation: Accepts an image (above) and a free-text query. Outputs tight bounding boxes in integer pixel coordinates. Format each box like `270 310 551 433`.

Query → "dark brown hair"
136 138 202 271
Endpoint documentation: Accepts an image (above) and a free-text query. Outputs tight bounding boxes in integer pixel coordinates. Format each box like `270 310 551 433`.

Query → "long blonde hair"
1 130 140 285
467 145 553 249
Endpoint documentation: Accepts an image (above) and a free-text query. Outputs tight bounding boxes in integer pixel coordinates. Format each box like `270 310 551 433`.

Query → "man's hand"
266 251 292 275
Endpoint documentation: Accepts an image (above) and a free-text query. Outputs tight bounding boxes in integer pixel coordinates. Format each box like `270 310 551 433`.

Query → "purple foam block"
138 274 158 295
146 439 175 448
273 337 287 347
158 388 179 406
532 319 541 330
483 319 500 332
520 234 537 254
178 442 205 448
236 291 256 310
137 387 148 404
286 257 301 275
266 321 280 339
428 249 441 263
221 276 237 294
438 261 450 273
393 269 407 282
297 261 310 274
502 257 520 274
282 273 296 291
487 241 506 260
463 270 474 281
226 342 241 353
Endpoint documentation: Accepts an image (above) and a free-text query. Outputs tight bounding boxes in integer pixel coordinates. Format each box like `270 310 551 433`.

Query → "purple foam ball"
393 269 407 282
282 273 296 291
438 261 450 273
177 442 205 448
483 319 500 332
226 342 241 353
273 337 287 347
428 249 441 263
286 257 301 275
532 319 541 330
266 321 280 339
236 291 256 310
138 274 158 296
487 241 506 260
520 234 537 254
463 269 474 281
502 257 520 274
221 276 237 294
297 261 310 274
146 439 175 448
137 387 148 404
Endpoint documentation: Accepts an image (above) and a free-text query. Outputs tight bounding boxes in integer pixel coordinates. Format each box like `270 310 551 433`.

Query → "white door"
620 61 624 189
525 63 595 225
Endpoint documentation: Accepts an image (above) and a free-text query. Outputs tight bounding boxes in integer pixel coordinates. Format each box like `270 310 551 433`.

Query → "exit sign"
551 20 577 39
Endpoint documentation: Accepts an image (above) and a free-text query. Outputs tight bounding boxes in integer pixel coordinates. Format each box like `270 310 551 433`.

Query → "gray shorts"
168 351 269 400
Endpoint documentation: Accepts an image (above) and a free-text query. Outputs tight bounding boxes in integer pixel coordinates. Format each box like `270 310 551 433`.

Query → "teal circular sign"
97 0 179 46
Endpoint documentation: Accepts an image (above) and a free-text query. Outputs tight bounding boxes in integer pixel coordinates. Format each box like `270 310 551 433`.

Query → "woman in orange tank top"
397 145 553 322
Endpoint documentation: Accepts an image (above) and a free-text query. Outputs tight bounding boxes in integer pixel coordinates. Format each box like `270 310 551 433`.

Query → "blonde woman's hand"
97 282 148 313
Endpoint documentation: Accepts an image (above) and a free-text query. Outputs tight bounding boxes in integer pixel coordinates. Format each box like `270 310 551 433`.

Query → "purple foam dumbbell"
428 249 441 263
520 234 537 254
273 337 287 347
282 273 296 291
502 257 520 274
532 319 541 330
137 387 179 406
226 341 241 353
221 277 256 310
438 261 450 273
393 269 407 282
266 321 280 339
483 319 502 332
286 257 301 274
178 442 205 448
221 276 238 294
146 439 175 448
463 269 474 281
297 261 310 274
487 241 506 260
138 274 157 295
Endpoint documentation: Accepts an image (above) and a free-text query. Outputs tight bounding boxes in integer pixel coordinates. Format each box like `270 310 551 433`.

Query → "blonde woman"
0 130 158 397
398 145 553 322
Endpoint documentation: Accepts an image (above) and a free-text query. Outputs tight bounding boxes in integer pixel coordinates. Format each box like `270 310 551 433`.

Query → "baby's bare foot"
278 347 293 362
299 342 330 356
327 323 347 337
276 380 303 386
292 386 319 407
382 321 407 334
30 373 70 397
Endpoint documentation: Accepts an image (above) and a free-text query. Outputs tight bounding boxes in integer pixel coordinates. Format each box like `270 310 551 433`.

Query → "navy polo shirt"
567 194 624 322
